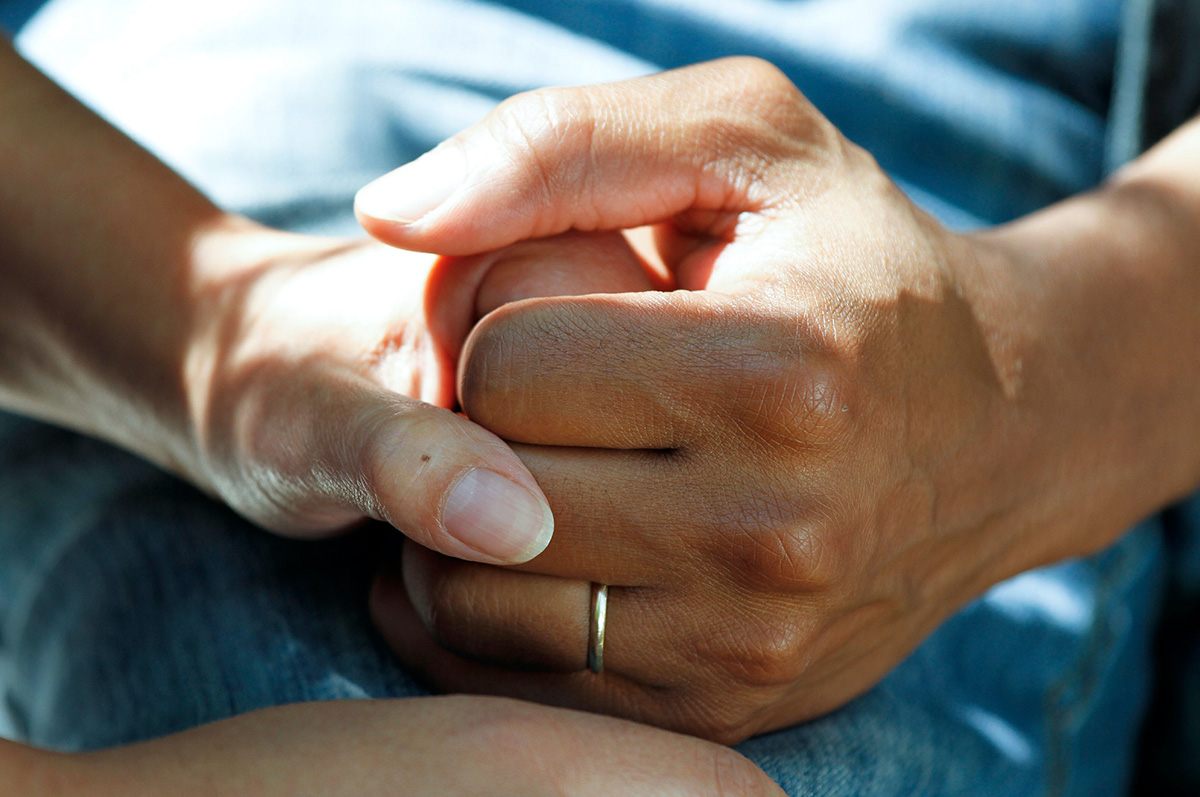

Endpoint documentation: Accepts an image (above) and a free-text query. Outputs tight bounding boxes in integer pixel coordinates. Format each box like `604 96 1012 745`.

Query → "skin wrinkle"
578 93 615 232
700 606 811 691
5 30 1198 778
189 229 651 550
468 296 709 447
4 42 813 787
719 520 821 596
371 59 1027 740
727 366 848 453
492 93 569 235
362 314 429 397
347 61 1200 747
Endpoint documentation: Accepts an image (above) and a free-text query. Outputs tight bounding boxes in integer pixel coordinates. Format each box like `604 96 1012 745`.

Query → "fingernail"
355 142 467 223
443 468 553 563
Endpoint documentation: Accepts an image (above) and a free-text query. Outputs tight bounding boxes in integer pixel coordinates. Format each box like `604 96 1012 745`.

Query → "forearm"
0 39 252 477
0 38 565 559
967 116 1200 574
0 739 73 795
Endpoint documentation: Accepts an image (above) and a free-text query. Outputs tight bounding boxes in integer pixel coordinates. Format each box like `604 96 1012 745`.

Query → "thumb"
355 57 836 256
357 395 555 565
239 368 553 565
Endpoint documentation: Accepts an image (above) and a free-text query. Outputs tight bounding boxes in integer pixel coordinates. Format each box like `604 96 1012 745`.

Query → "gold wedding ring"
588 583 608 674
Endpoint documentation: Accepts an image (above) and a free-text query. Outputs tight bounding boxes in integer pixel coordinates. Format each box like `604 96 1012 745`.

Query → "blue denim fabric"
0 0 43 33
0 1 1194 794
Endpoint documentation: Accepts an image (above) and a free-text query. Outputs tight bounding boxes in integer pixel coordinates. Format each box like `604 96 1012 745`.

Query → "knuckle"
356 401 453 519
790 516 857 588
356 405 406 487
733 623 809 688
779 368 855 444
720 56 801 102
489 87 597 217
721 519 850 594
729 363 855 449
714 311 857 450
701 611 812 689
704 56 839 159
697 476 855 595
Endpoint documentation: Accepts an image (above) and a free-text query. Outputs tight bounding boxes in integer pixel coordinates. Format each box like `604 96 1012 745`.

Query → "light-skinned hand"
178 226 655 564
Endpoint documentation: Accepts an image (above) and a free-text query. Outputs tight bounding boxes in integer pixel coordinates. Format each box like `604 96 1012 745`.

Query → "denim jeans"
2 1 1196 794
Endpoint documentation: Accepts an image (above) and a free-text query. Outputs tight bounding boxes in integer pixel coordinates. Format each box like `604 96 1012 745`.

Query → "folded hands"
183 57 1200 746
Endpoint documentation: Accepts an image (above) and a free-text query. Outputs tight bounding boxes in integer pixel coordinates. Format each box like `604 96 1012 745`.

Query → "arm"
0 37 225 473
357 58 1200 741
0 698 783 795
964 117 1200 576
0 738 56 794
0 38 584 563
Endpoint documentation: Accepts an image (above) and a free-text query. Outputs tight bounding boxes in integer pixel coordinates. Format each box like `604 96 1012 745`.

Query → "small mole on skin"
420 455 431 462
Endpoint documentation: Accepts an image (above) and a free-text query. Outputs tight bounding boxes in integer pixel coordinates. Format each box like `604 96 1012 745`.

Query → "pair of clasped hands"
161 57 1131 792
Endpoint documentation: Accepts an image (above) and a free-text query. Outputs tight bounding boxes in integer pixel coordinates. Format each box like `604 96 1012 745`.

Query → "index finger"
459 289 760 450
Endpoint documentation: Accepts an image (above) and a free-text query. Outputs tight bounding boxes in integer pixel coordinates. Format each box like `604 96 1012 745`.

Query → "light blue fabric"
0 1 1193 794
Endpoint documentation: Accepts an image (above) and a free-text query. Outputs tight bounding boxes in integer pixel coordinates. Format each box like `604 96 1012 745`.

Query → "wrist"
962 176 1200 576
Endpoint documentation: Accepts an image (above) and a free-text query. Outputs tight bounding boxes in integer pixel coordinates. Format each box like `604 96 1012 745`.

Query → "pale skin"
356 58 1200 743
2 22 1199 792
0 39 779 794
0 32 629 568
1 697 781 796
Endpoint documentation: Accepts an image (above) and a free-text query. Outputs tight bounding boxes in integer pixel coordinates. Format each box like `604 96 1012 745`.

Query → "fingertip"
354 204 411 248
355 142 467 226
355 188 525 257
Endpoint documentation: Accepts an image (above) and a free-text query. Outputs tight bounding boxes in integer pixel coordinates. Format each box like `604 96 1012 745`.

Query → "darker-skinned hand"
357 58 1174 743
